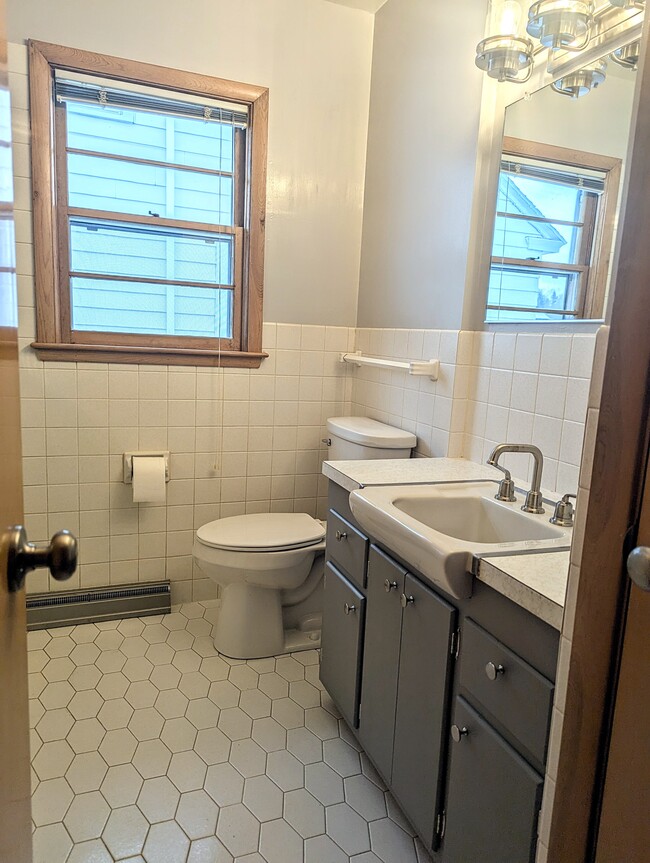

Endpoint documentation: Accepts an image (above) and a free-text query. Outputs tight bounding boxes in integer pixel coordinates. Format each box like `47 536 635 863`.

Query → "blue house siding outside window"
58 81 246 340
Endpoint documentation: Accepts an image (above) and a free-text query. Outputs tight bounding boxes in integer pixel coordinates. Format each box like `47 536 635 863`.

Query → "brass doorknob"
5 526 78 593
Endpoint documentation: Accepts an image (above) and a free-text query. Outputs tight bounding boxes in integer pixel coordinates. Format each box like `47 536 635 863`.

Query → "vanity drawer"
459 619 554 766
326 509 369 590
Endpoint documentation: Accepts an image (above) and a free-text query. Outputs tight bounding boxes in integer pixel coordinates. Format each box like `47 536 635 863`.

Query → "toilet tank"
326 417 416 461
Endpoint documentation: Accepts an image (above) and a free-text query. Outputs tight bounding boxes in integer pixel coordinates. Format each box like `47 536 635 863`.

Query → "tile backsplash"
349 328 596 496
19 325 596 603
19 325 354 603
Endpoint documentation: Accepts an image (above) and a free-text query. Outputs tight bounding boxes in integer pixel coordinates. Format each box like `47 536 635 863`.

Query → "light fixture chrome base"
475 35 534 82
610 40 641 69
527 1 595 51
552 58 607 98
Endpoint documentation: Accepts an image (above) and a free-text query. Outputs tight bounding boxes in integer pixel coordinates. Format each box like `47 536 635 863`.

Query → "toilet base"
213 582 322 660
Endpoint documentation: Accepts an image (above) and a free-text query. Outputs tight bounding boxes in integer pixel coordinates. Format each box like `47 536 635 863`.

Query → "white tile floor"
28 602 434 863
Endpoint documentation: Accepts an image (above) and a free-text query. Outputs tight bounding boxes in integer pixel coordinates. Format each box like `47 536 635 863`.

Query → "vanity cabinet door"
319 562 366 728
358 546 406 782
391 573 457 849
443 698 543 863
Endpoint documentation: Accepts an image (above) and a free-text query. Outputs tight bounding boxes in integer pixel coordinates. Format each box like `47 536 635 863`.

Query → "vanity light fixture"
551 57 608 97
475 0 534 82
610 39 641 68
527 0 595 51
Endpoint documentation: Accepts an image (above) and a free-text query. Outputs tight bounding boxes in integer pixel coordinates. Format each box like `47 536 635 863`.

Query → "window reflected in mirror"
488 138 619 322
486 52 637 323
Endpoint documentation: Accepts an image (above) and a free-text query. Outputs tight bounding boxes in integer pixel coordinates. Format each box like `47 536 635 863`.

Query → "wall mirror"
485 40 639 323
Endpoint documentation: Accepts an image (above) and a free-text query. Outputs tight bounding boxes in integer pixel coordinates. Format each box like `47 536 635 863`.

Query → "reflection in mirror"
486 51 637 323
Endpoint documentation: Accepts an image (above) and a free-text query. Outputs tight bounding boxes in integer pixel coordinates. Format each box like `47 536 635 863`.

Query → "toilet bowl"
193 513 327 659
193 417 417 659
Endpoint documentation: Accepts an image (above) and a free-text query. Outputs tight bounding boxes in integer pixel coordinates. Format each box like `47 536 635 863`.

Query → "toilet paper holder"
123 451 171 484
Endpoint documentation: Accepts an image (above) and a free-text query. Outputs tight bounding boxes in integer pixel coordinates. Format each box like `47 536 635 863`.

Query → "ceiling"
324 0 389 13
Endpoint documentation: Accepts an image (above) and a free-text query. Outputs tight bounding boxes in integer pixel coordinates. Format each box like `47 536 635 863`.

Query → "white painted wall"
8 0 374 327
356 0 489 330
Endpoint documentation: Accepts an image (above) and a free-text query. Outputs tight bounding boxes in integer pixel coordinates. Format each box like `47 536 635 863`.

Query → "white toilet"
193 416 416 659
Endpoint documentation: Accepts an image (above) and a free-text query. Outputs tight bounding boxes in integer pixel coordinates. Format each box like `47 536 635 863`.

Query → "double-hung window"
29 41 268 366
487 137 621 322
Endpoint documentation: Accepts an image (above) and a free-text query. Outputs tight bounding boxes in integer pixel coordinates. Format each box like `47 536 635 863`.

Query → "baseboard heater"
26 581 172 631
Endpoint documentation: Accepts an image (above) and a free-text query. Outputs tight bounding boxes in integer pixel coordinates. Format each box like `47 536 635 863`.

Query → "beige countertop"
323 457 570 630
322 457 502 492
476 551 569 630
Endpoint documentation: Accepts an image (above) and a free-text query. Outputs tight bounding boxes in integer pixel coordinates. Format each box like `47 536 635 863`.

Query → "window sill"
31 342 268 368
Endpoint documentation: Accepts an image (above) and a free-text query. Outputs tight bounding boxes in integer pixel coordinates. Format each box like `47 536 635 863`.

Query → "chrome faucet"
487 443 545 514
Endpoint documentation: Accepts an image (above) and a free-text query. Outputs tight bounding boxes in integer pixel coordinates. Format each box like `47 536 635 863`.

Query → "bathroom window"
487 139 621 322
28 41 268 366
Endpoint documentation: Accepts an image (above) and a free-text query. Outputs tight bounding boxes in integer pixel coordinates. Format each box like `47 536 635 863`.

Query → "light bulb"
490 0 523 36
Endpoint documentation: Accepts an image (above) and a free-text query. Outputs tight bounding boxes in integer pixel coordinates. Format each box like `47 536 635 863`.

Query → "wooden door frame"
546 21 650 863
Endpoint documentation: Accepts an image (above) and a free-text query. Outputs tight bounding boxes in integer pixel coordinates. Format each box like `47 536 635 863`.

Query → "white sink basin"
349 481 571 599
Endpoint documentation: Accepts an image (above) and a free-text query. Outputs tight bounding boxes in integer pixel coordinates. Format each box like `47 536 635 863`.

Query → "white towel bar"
339 351 439 381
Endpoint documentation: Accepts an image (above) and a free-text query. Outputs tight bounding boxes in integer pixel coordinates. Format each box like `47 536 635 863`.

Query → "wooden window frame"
488 136 622 321
28 40 269 367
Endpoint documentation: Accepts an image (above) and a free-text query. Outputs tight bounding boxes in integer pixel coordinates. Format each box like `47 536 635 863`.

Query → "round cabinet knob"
335 530 348 542
451 725 469 743
400 593 415 609
384 579 398 593
485 661 505 681
343 603 356 615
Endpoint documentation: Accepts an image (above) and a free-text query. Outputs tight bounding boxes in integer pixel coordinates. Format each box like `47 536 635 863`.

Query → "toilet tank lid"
326 416 416 449
197 513 326 551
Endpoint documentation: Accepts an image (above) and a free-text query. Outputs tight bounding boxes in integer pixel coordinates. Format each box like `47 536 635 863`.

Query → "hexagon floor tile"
28 601 433 863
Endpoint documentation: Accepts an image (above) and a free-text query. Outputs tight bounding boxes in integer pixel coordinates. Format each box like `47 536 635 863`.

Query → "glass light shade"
551 58 607 97
527 1 595 50
608 0 645 7
489 0 524 36
610 40 641 69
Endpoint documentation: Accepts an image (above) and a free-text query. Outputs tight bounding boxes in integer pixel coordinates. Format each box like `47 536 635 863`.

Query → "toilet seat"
196 513 326 553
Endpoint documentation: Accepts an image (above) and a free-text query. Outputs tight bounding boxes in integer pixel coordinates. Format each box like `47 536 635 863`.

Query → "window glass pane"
497 172 591 225
492 214 585 266
487 264 580 321
69 219 234 286
67 152 234 225
65 101 235 173
71 277 233 338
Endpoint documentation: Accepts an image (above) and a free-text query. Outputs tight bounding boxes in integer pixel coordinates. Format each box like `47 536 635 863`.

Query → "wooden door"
391 573 456 850
0 0 33 858
593 463 650 863
357 546 406 781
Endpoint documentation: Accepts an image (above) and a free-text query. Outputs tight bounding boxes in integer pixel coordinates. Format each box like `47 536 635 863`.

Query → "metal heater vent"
26 581 172 630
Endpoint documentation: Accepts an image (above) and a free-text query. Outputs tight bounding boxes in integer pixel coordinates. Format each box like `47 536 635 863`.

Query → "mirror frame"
465 4 645 331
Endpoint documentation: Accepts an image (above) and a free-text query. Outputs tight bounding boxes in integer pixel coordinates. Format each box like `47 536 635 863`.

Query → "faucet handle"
491 463 517 503
550 493 577 527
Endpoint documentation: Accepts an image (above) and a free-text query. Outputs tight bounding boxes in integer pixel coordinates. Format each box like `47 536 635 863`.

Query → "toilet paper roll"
132 456 167 503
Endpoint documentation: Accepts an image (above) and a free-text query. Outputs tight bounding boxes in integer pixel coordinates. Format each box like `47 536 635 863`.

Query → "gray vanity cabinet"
357 547 407 780
319 561 366 728
358 546 457 848
391 572 457 848
443 698 544 863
